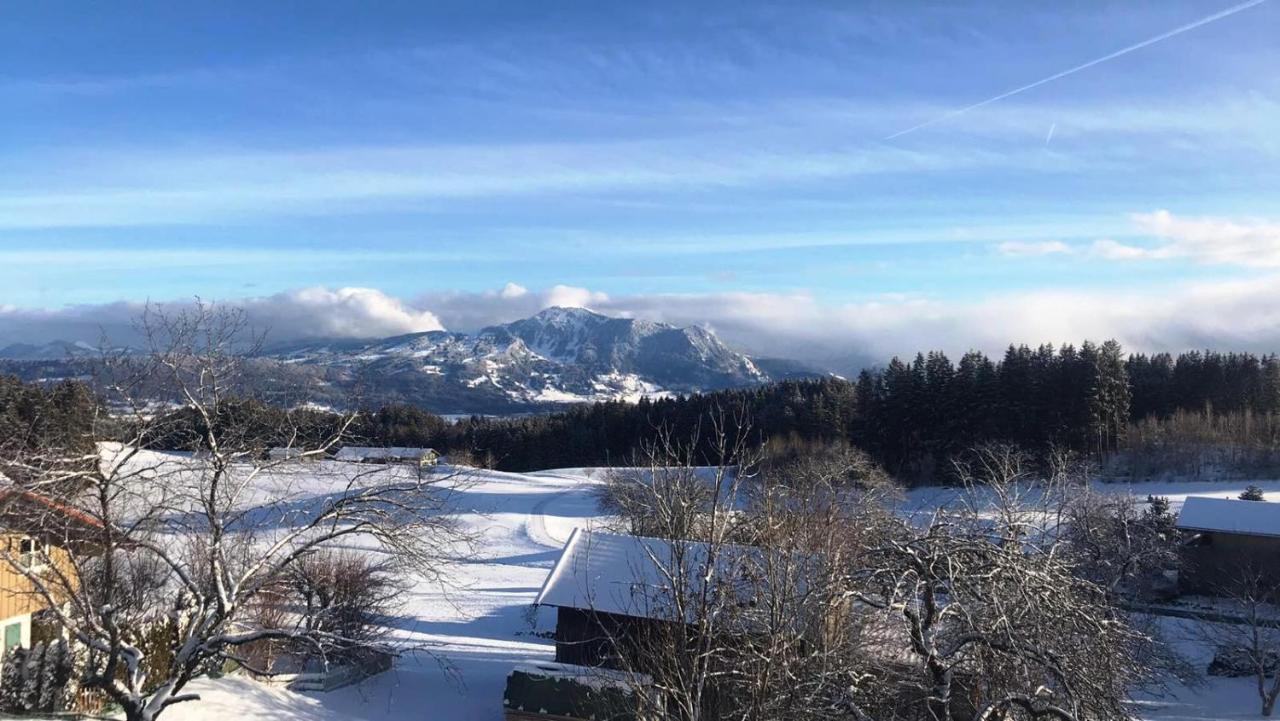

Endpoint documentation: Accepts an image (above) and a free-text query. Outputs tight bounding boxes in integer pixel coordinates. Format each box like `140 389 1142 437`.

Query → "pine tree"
1240 485 1266 501
1088 340 1130 458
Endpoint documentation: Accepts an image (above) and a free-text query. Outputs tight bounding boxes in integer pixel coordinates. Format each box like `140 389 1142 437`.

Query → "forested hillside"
423 343 1280 478
4 342 1278 481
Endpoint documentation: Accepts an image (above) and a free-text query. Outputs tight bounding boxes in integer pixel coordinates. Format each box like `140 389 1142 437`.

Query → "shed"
1177 496 1280 594
534 528 765 670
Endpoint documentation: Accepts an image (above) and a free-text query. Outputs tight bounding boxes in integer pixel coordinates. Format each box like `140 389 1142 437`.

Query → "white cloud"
1090 238 1158 260
0 139 1037 229
417 278 1280 372
1131 209 1280 267
1093 210 1280 267
264 287 443 339
995 240 1073 257
545 284 609 309
499 282 528 299
410 283 611 331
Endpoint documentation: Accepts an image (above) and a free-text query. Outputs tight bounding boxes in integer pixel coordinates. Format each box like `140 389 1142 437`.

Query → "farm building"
266 447 319 462
527 529 906 720
333 446 439 467
1177 496 1280 594
534 528 767 671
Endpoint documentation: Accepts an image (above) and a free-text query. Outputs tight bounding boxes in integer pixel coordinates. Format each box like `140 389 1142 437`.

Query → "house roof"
0 487 105 538
334 446 437 461
267 447 313 458
534 528 765 623
1177 496 1280 538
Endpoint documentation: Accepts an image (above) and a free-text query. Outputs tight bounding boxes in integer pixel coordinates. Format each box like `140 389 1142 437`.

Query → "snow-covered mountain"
0 340 110 361
262 307 775 411
0 308 811 413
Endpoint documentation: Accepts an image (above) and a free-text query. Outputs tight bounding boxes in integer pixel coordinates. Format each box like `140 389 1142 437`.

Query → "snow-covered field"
92 461 1280 721
153 464 600 721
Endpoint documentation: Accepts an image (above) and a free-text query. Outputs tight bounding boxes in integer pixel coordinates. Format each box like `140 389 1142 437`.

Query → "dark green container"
502 661 656 721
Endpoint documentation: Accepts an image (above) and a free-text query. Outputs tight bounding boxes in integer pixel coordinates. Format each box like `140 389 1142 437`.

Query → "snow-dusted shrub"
0 646 24 711
0 640 76 713
286 550 404 666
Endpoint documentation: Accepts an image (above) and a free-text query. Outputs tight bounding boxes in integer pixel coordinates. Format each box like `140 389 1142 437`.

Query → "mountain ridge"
0 307 823 413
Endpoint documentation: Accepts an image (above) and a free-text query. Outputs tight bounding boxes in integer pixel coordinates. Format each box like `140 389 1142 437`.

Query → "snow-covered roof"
511 660 651 689
334 446 437 461
534 528 764 622
1177 496 1280 538
267 447 308 459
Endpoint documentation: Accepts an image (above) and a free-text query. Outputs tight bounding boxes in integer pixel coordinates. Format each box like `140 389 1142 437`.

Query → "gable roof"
1177 496 1280 538
534 528 765 623
0 487 104 540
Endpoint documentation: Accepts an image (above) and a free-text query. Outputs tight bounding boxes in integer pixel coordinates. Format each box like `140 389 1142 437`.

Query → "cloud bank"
6 275 1279 375
0 287 442 351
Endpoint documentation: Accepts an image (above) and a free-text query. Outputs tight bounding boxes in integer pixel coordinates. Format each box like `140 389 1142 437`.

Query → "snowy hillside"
98 462 1280 721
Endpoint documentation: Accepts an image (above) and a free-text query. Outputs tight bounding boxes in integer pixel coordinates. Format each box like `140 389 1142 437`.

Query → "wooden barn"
1177 496 1280 594
533 528 765 672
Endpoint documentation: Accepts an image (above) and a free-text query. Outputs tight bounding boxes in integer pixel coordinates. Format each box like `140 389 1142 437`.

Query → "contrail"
886 0 1268 140
1045 122 1056 144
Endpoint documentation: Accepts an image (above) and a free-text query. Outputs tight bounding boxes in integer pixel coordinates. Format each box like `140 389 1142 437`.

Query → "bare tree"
0 303 469 721
590 436 1157 721
594 410 753 543
1198 570 1280 716
285 550 405 664
1062 489 1180 601
835 444 1157 721
579 407 767 721
848 517 1150 721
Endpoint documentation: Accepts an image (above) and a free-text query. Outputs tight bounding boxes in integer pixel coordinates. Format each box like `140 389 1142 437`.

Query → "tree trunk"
122 702 146 721
1264 671 1280 717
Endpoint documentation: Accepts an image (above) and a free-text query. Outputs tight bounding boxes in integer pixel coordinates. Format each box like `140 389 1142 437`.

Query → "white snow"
45 457 1280 721
54 458 608 721
1177 495 1280 537
529 386 594 404
534 528 763 622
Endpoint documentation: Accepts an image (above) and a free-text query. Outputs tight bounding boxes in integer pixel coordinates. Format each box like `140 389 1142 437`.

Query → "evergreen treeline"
1128 350 1280 418
0 376 98 459
3 344 1279 481
424 344 1280 479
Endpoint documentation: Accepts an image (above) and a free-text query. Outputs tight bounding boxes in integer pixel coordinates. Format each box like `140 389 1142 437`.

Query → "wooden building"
1177 496 1280 594
0 489 101 655
533 528 765 672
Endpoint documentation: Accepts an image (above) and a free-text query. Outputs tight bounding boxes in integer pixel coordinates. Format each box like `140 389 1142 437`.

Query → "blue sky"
1 1 1278 363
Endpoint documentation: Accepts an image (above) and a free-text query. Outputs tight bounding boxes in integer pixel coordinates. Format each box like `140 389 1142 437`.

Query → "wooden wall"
0 532 75 621
1182 531 1280 595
